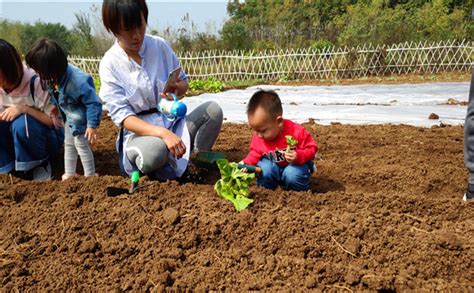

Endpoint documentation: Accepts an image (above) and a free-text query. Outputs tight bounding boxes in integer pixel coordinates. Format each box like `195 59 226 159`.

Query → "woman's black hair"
0 39 24 91
25 38 68 84
102 0 148 35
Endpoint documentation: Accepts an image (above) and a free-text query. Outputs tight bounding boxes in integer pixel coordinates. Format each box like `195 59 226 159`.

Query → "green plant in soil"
214 159 255 212
189 78 224 93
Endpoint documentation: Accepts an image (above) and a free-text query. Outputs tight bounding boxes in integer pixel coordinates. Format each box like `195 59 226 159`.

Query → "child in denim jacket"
26 39 102 180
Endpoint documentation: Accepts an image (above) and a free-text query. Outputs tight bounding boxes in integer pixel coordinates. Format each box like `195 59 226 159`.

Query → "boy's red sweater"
243 119 318 166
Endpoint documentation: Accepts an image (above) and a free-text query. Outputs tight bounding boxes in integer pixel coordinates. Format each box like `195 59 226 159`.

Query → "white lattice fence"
69 39 473 81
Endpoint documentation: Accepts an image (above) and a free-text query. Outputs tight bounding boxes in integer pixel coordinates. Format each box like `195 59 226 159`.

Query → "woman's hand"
85 127 98 144
160 79 188 99
162 129 186 158
0 105 25 122
285 150 297 164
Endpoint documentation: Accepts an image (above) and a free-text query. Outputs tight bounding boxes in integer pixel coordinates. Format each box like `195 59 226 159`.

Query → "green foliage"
1 1 472 58
0 20 24 51
214 159 255 212
224 0 472 49
285 135 298 151
224 79 266 89
413 0 469 41
93 76 101 93
20 22 73 54
221 20 251 50
285 135 298 147
69 12 101 56
0 12 111 57
310 39 334 51
189 78 224 93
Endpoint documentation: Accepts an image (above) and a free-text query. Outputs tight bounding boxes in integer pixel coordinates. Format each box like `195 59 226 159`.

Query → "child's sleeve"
294 127 318 165
242 135 261 165
80 75 103 129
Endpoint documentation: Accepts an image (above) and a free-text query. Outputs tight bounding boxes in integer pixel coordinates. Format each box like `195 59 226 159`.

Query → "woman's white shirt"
99 34 190 177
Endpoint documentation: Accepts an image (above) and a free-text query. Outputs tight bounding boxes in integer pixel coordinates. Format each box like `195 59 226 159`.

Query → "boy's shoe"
463 184 474 202
32 161 51 181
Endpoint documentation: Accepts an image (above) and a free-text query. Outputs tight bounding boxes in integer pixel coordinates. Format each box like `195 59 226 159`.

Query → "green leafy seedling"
285 135 298 152
214 159 255 212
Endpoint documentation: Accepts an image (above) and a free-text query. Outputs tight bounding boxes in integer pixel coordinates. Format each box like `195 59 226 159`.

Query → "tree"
414 0 469 41
20 22 72 54
0 20 24 52
70 12 98 56
221 20 251 50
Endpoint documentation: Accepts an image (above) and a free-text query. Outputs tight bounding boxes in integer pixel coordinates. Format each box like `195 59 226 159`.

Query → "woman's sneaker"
32 161 51 181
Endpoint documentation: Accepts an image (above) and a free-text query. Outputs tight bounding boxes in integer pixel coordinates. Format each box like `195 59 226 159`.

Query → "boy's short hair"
25 38 68 83
0 39 24 90
247 89 283 119
102 0 148 35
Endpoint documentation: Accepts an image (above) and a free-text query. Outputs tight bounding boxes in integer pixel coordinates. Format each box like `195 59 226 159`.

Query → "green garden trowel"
106 170 142 197
192 151 261 173
191 151 226 169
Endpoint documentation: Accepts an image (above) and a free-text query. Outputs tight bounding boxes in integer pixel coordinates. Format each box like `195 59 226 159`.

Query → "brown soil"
1 115 473 291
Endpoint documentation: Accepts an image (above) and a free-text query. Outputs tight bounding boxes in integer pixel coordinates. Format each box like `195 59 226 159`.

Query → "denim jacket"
57 64 102 136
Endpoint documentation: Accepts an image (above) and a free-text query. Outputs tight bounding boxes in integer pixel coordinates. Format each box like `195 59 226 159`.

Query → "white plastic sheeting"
186 82 470 127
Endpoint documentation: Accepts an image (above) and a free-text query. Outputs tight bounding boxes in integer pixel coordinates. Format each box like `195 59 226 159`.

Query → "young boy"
241 89 318 191
26 39 102 180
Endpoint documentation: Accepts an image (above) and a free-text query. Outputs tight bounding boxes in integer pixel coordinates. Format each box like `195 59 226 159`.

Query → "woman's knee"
125 136 168 174
205 101 223 123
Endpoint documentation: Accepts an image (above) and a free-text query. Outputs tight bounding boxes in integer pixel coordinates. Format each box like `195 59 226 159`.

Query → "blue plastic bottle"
158 93 187 121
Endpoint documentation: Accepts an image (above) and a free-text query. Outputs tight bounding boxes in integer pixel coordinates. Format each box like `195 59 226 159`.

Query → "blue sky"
0 1 229 34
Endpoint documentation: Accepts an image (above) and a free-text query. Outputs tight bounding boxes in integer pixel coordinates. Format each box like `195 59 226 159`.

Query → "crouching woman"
0 39 63 180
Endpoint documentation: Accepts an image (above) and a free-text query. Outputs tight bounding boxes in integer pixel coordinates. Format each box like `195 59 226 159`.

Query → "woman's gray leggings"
125 101 223 174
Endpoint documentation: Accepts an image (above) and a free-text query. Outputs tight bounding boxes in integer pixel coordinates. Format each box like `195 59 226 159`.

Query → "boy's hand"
285 150 297 163
85 128 98 144
238 161 248 173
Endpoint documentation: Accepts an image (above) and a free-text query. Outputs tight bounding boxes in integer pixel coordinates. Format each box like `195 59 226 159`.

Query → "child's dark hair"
102 0 148 35
0 39 24 91
25 38 67 84
247 89 283 118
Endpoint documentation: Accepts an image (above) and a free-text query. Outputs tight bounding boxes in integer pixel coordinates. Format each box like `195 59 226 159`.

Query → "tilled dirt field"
1 115 473 291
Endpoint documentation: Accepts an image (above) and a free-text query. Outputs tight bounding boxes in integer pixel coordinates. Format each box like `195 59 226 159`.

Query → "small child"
241 89 318 191
26 39 102 180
